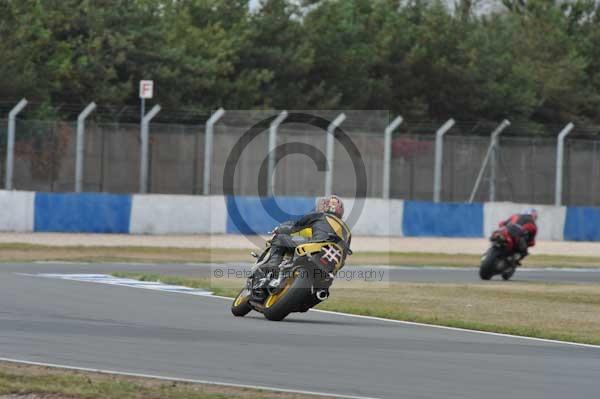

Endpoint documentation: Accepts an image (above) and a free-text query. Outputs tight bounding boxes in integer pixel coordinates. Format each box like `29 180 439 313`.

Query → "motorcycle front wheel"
501 266 516 281
231 288 252 317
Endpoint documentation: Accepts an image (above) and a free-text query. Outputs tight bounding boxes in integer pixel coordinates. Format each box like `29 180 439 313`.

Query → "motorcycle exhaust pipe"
316 289 329 301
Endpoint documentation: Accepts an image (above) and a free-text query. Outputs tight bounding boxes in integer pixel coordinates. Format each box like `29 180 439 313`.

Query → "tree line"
1 0 600 127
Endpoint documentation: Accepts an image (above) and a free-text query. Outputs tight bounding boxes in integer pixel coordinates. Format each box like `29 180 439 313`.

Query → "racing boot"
255 246 285 290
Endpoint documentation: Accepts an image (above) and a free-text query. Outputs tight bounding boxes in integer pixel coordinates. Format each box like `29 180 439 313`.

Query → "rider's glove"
272 221 294 235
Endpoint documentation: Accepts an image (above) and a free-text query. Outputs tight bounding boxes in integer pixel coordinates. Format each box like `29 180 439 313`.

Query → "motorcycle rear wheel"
263 269 311 321
479 248 499 280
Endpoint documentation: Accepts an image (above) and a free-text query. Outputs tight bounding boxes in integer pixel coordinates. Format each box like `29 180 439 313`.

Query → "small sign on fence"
139 80 154 99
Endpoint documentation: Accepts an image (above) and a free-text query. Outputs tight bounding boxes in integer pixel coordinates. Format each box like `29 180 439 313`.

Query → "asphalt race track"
4 261 600 284
1 263 600 399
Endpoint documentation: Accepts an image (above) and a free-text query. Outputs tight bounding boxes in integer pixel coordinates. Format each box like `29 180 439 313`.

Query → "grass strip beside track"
0 243 599 268
112 272 600 345
0 361 331 399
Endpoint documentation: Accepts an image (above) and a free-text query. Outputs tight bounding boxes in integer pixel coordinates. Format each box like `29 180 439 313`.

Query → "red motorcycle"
479 226 522 281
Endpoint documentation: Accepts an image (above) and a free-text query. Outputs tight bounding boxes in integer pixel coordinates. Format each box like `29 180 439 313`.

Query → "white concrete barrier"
340 198 404 236
483 202 566 241
130 194 227 234
0 190 35 232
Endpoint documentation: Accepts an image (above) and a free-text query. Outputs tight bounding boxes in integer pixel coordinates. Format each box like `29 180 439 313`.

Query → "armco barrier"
402 201 483 237
564 207 600 241
0 190 35 232
129 195 226 234
34 192 131 233
0 189 597 240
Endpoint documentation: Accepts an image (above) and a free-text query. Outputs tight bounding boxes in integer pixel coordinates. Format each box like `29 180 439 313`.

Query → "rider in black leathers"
260 195 348 275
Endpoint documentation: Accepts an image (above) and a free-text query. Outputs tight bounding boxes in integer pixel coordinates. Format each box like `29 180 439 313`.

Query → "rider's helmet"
318 195 344 218
522 207 538 221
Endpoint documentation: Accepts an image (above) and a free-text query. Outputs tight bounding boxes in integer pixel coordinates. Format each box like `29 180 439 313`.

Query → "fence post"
432 119 455 202
203 108 225 196
488 119 511 202
325 113 346 196
383 116 403 199
555 122 575 206
74 102 97 193
5 98 28 190
267 111 288 196
139 105 161 194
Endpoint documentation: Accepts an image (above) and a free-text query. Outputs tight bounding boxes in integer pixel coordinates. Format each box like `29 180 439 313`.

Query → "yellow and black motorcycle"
231 221 351 321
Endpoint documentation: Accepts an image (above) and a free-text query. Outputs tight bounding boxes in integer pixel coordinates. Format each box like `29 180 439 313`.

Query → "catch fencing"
1 114 599 206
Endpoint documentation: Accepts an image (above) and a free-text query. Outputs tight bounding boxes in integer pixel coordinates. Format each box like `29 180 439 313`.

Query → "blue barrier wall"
8 189 596 240
34 193 132 233
563 207 600 241
226 196 316 234
402 201 484 237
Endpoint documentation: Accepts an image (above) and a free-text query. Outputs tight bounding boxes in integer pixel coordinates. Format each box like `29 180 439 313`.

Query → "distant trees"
1 0 599 126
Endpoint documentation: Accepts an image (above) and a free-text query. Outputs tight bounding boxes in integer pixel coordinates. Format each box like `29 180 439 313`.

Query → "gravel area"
0 233 594 257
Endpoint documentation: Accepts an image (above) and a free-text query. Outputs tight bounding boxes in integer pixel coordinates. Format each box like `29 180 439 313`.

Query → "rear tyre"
263 269 311 321
479 248 498 280
231 288 252 317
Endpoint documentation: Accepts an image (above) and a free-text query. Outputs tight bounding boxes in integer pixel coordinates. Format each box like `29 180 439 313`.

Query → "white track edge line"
15 273 214 297
308 309 600 349
208 294 600 349
0 357 379 399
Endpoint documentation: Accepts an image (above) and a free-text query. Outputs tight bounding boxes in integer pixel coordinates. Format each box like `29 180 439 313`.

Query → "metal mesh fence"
565 139 600 206
495 137 556 204
1 116 600 206
8 119 74 192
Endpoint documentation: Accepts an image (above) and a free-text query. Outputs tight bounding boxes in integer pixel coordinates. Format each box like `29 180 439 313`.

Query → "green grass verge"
112 272 600 345
0 242 599 268
0 362 326 399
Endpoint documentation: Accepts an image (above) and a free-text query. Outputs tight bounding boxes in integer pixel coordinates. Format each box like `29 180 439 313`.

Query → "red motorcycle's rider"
499 208 538 262
260 195 349 275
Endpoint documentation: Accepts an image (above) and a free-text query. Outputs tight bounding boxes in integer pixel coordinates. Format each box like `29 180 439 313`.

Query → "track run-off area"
1 262 600 399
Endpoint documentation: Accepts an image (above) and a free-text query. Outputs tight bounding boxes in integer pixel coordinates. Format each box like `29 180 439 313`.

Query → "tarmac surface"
1 262 600 399
3 261 600 284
